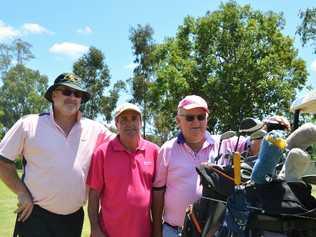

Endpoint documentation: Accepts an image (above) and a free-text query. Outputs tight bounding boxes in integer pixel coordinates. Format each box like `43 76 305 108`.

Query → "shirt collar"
176 130 215 147
176 132 186 144
112 135 146 152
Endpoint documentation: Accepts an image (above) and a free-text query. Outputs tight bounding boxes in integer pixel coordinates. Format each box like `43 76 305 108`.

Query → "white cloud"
0 20 53 41
311 59 316 72
49 42 89 58
0 20 19 41
22 23 53 35
125 62 138 71
77 26 92 34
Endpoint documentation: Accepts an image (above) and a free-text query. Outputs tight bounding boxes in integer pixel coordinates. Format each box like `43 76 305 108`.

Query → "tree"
73 47 125 122
147 1 307 136
12 38 34 65
0 43 13 76
129 24 155 137
297 8 316 53
0 39 45 138
0 65 49 135
0 39 35 80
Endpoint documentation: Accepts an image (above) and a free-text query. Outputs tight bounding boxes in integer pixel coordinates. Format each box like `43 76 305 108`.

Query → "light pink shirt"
0 110 113 214
153 132 247 227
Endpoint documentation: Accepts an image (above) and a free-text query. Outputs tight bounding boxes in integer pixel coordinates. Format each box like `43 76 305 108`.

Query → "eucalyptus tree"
73 46 125 122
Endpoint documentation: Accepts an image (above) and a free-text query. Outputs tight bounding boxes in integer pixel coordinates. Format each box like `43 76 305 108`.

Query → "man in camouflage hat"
0 73 113 237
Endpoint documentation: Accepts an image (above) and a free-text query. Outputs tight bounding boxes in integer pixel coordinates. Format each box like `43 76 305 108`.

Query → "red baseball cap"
177 95 209 113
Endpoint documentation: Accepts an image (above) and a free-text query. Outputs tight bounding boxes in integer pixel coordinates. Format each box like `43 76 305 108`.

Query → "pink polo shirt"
0 110 113 214
153 132 247 227
87 136 159 237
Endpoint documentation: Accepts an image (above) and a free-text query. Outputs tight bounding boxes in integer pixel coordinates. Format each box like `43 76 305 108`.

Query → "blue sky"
1 0 315 102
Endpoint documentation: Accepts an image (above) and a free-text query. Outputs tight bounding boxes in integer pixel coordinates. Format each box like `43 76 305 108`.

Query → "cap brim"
44 83 90 103
115 108 141 119
181 105 209 112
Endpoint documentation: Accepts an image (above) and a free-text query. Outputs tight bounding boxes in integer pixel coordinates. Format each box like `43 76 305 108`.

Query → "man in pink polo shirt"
151 95 247 237
0 73 113 237
87 103 159 237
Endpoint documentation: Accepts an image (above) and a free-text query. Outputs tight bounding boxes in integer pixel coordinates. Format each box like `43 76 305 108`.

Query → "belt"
164 222 182 231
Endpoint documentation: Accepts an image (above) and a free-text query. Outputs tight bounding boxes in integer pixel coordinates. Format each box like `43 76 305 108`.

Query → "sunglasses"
56 88 83 98
179 114 207 122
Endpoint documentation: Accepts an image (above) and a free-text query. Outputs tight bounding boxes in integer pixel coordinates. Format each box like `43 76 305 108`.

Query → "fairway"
0 180 90 237
0 179 16 237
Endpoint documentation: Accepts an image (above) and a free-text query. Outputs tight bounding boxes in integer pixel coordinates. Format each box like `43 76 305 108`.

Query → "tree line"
0 1 315 144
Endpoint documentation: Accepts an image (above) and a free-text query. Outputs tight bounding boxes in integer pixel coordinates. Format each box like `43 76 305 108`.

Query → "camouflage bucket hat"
44 73 91 103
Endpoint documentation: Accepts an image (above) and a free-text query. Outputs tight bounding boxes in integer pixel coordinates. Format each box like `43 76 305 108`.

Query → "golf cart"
290 89 316 130
290 90 316 181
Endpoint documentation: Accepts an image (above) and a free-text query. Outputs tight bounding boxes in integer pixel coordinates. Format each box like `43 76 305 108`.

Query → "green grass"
0 180 16 237
0 180 315 237
0 180 90 237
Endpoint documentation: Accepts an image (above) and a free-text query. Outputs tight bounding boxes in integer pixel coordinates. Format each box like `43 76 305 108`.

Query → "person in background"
263 115 291 133
87 103 159 237
0 73 113 237
244 115 290 161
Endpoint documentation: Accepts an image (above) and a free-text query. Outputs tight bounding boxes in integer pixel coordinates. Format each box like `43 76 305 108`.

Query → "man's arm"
0 157 33 221
88 188 106 237
151 189 165 237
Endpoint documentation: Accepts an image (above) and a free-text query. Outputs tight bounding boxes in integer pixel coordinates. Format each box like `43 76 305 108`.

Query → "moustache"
64 99 79 105
123 126 138 131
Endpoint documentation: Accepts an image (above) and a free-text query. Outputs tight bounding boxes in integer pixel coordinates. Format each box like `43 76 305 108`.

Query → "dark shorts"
14 205 84 237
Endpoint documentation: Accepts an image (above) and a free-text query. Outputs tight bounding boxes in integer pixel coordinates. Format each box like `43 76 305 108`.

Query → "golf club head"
220 130 236 141
239 118 263 133
215 131 237 163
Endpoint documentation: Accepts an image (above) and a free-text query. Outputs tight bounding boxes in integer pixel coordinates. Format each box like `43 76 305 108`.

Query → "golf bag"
182 164 316 237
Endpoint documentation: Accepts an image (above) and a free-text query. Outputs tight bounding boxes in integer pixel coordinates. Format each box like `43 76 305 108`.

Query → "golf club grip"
233 152 241 185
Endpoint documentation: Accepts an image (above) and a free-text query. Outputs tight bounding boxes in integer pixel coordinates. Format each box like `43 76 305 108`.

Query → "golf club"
214 130 236 163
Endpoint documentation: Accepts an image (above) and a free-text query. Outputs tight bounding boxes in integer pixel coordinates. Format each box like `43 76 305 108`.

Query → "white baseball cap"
114 103 141 119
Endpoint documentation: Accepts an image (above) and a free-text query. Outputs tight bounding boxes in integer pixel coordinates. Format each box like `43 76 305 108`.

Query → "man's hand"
0 159 34 222
88 189 106 237
15 192 33 222
151 189 164 237
151 230 162 237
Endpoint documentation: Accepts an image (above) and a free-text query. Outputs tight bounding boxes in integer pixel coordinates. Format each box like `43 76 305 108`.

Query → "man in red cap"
87 103 159 237
152 95 247 237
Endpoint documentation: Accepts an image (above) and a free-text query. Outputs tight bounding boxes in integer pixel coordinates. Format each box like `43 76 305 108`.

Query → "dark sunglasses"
180 114 207 122
56 88 83 98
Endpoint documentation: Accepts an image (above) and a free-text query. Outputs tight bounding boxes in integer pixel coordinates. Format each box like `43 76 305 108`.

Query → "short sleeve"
152 145 169 188
86 147 105 193
0 118 26 161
